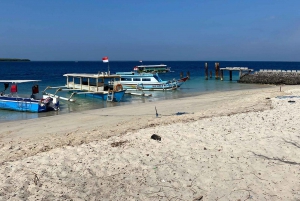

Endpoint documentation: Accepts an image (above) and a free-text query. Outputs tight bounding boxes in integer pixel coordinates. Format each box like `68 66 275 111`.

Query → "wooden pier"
219 67 253 81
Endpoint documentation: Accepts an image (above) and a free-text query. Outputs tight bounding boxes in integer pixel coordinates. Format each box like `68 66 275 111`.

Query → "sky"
1 0 300 61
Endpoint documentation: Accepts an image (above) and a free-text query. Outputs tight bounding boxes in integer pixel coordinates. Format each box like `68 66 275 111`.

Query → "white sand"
0 85 299 200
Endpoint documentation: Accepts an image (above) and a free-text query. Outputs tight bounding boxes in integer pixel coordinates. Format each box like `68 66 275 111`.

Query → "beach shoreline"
0 85 299 200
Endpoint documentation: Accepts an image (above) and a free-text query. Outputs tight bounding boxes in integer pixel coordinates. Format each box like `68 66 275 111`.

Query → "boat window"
142 78 151 81
121 78 132 81
133 78 141 81
153 74 162 82
81 78 88 85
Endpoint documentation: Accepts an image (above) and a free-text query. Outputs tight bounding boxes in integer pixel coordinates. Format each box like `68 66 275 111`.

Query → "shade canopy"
0 80 41 83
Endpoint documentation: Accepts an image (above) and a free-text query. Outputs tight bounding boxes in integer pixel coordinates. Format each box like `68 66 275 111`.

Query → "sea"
1 61 300 122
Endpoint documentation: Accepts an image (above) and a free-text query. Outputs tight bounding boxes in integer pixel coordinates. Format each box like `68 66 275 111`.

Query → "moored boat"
134 64 171 73
44 73 126 102
0 80 59 112
116 71 188 91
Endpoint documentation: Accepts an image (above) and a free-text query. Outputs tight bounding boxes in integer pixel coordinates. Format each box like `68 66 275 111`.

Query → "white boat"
43 72 127 102
134 64 171 73
116 71 188 91
0 80 59 112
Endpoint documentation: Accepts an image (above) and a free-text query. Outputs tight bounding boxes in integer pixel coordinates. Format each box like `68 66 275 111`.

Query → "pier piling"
205 63 208 80
221 70 224 81
215 63 220 79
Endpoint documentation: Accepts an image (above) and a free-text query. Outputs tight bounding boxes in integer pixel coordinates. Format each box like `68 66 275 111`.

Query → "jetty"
204 62 253 81
220 67 253 81
238 69 300 85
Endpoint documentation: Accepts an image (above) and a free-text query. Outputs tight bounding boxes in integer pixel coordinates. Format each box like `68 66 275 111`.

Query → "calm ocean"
1 61 300 122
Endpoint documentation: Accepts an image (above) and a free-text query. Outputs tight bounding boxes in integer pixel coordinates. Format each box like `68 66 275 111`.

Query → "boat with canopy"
43 72 126 102
0 80 59 112
116 70 188 91
134 64 171 73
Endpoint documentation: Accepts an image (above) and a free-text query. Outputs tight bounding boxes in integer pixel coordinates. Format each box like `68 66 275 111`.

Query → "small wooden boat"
0 80 59 112
116 71 188 91
44 73 126 102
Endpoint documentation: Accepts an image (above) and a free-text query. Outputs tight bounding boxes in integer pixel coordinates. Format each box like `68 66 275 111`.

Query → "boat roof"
63 73 121 78
116 72 156 76
116 72 136 75
137 64 167 68
0 80 41 83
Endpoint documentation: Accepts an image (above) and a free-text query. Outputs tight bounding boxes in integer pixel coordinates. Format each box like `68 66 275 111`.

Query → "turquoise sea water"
1 61 300 122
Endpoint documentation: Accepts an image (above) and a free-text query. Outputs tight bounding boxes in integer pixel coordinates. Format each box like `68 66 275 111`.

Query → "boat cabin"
116 72 164 84
63 73 122 92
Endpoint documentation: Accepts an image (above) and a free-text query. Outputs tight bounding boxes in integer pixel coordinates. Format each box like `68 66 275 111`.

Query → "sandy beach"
0 85 299 200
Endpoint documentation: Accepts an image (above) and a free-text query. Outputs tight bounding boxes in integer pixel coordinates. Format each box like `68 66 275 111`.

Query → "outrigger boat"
116 70 188 91
43 72 126 102
0 80 59 112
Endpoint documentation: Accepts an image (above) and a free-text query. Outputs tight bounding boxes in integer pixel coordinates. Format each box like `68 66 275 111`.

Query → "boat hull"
121 84 179 91
81 90 126 102
0 97 53 112
121 79 186 91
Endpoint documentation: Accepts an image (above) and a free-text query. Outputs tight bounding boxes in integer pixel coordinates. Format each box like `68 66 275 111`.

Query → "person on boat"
1 83 9 96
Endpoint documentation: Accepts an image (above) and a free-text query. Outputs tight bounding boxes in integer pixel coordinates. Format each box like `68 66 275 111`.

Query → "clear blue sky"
1 0 300 61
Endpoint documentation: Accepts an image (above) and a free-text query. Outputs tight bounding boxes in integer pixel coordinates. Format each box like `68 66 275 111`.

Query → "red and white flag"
102 56 109 63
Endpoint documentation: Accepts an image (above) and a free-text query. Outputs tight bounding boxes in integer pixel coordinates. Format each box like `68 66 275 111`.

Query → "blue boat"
0 80 59 112
116 71 188 91
44 73 126 102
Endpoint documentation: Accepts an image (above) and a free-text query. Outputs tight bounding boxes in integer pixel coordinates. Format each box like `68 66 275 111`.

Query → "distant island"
0 58 30 62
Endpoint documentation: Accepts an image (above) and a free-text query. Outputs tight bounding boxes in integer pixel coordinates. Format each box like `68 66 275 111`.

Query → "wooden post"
217 62 220 79
205 63 208 80
187 71 190 79
96 78 98 92
229 71 232 81
215 63 217 79
180 72 183 78
221 70 224 81
80 77 82 90
215 62 219 79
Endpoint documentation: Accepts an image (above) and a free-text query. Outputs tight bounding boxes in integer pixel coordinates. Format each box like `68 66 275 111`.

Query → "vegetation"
0 58 30 61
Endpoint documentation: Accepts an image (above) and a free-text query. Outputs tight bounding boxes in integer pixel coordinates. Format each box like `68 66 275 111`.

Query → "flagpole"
108 62 110 75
